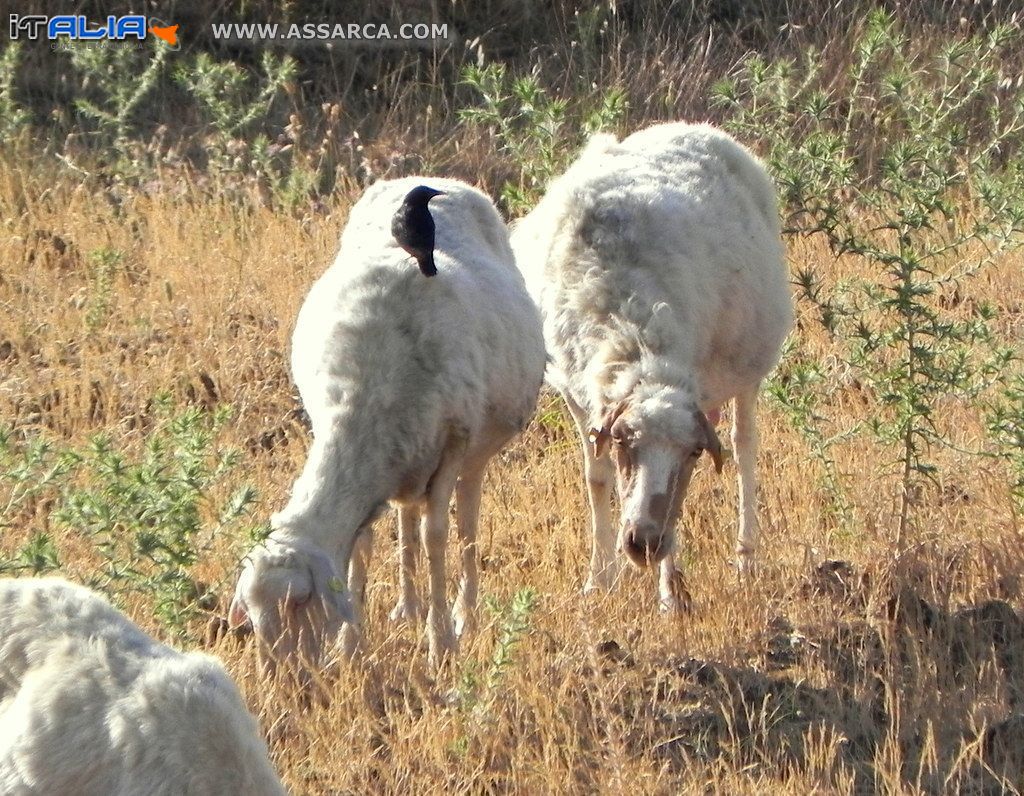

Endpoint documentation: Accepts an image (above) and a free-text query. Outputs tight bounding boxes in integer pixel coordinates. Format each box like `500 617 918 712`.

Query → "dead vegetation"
2 1 1023 789
2 152 1023 793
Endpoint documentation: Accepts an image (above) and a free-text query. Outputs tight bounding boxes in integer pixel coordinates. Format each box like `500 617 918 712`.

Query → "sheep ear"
228 594 249 628
695 410 724 474
588 427 609 458
306 549 355 628
590 401 628 458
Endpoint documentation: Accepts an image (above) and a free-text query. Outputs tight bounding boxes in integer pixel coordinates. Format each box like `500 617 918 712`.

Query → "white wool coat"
272 176 546 554
512 121 793 423
0 578 283 796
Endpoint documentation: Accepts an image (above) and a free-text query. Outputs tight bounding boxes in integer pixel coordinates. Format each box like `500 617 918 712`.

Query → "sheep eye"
611 441 633 474
691 447 704 459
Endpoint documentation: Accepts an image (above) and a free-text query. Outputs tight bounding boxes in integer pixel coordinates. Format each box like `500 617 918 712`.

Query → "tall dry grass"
3 140 1024 792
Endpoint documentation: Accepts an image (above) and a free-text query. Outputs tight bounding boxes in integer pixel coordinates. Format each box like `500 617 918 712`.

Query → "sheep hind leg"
452 463 485 638
340 526 374 659
564 396 619 593
732 385 761 574
423 431 468 668
389 503 423 623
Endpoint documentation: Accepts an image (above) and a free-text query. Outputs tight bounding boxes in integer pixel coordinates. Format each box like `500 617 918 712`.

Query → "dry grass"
3 149 1024 794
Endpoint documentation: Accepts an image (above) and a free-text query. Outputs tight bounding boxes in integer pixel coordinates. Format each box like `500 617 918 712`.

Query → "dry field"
3 150 1024 795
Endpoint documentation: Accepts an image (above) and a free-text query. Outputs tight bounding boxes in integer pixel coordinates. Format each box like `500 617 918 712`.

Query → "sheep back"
512 122 793 412
289 177 545 487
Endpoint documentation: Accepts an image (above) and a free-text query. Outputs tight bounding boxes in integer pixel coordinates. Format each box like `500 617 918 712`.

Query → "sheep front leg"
389 504 422 623
732 386 761 574
582 449 618 592
452 464 485 638
340 526 374 659
423 432 467 667
564 396 619 592
658 554 692 614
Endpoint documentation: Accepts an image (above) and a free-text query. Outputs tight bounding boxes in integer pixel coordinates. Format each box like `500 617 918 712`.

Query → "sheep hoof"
427 611 458 668
659 569 693 615
389 599 422 624
428 634 458 670
584 568 619 595
452 606 476 638
735 551 757 577
339 624 362 660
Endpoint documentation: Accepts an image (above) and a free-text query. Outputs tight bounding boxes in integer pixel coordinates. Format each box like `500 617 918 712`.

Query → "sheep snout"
620 519 672 567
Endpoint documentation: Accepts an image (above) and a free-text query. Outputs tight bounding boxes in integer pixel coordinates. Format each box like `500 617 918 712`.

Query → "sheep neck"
271 410 390 556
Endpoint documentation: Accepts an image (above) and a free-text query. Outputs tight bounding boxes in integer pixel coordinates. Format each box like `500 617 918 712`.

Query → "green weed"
0 397 256 638
459 64 626 214
715 11 1024 541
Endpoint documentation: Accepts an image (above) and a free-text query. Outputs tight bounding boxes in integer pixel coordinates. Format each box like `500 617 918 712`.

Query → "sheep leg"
658 554 692 614
340 526 374 659
452 464 485 638
583 452 618 592
389 503 423 623
564 396 619 592
732 385 761 574
423 431 467 667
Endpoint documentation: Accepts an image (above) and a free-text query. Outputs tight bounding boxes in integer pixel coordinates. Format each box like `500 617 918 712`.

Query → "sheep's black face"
229 538 352 673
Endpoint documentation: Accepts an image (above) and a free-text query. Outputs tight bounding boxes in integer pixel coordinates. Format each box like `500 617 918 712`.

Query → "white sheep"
0 577 284 796
511 122 793 611
230 177 546 668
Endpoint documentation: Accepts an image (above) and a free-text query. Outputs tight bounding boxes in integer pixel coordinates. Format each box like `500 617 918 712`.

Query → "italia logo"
8 15 182 50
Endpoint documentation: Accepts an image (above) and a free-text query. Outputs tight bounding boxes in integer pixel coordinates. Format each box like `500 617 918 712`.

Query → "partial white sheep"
0 577 284 796
231 176 546 668
512 122 793 610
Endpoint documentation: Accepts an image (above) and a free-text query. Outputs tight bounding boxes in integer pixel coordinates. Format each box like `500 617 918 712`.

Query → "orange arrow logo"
149 23 178 46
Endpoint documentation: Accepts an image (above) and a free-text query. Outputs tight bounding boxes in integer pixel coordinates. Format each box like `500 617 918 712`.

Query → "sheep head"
229 535 352 671
589 388 723 568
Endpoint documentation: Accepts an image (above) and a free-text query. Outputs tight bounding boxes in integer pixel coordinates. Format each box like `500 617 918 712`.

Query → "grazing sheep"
511 122 793 611
231 177 546 668
0 577 284 796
